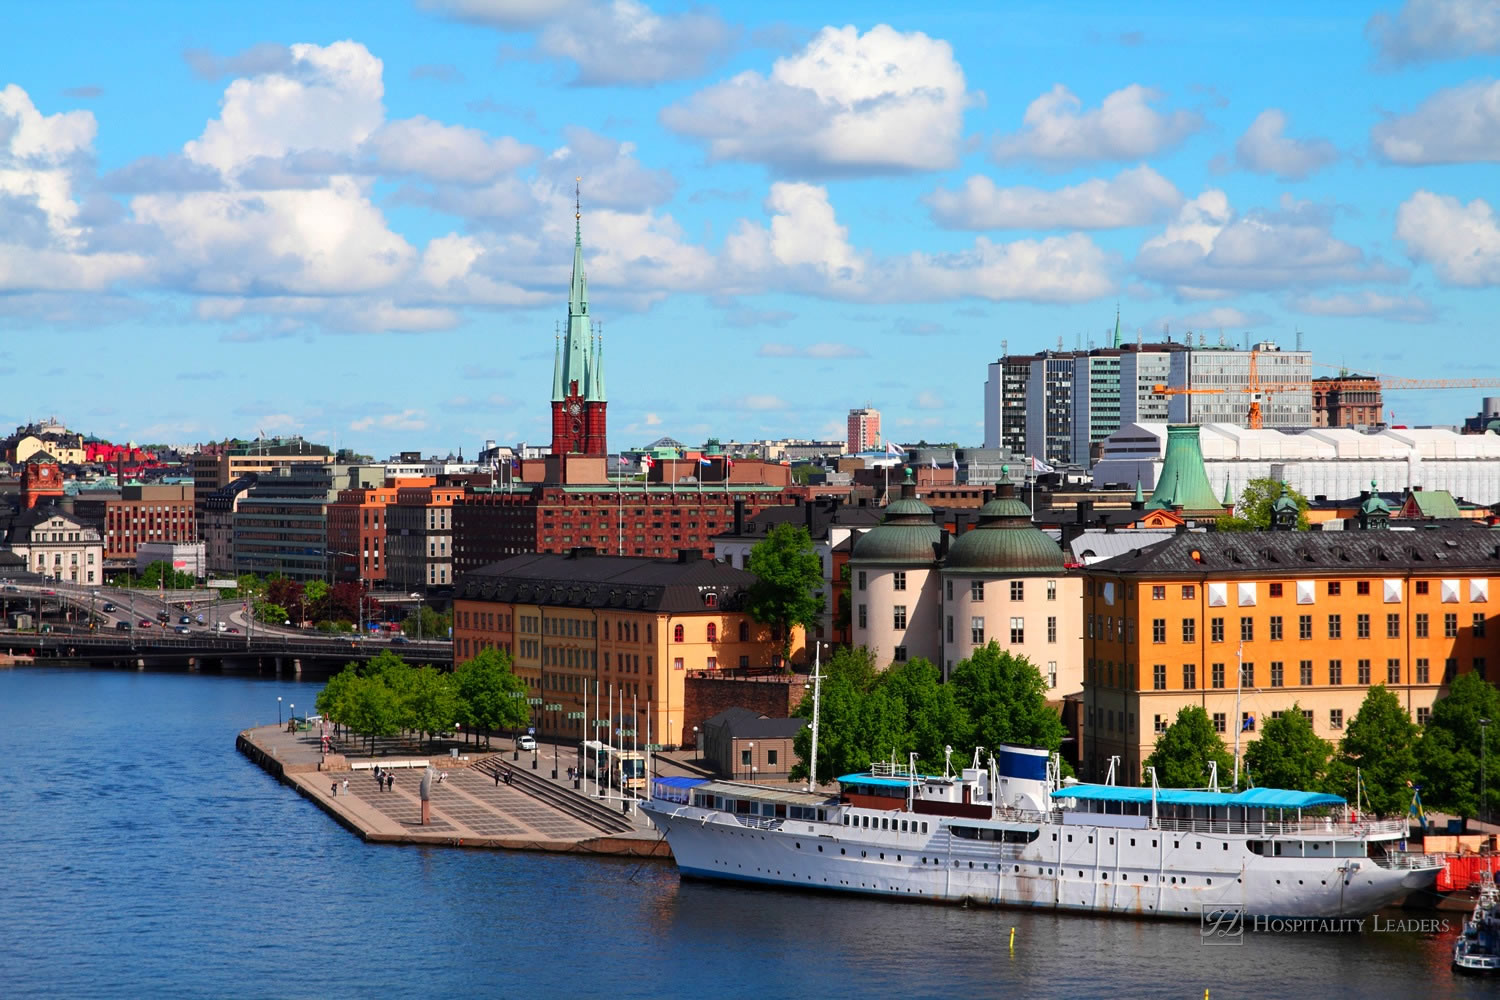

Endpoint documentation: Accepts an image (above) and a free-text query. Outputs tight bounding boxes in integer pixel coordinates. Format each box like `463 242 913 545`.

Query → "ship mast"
806 643 822 793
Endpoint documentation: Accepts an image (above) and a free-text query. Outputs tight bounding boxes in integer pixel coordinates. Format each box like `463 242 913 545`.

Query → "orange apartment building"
325 480 433 586
72 482 196 572
1082 523 1500 782
452 549 804 749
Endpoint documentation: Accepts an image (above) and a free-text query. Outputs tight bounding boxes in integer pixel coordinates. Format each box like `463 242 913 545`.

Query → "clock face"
567 401 582 416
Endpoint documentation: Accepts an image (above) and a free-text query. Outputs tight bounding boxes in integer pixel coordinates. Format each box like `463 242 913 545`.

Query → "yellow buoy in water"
1009 927 1016 951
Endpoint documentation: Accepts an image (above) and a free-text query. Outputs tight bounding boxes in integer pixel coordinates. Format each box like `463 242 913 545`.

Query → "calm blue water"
0 667 1489 1000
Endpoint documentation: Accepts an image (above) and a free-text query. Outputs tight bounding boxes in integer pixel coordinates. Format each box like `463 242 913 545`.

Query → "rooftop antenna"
1295 327 1304 352
1001 338 1008 358
1198 332 1206 348
1164 322 1170 343
1243 330 1250 351
1057 336 1063 353
1136 326 1142 347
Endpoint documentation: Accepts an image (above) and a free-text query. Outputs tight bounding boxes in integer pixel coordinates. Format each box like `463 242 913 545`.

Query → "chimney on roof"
677 549 702 563
805 499 814 531
938 530 950 559
953 512 968 536
1175 523 1188 536
733 498 745 536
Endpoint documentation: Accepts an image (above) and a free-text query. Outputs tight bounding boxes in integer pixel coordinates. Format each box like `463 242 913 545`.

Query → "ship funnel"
996 744 1050 811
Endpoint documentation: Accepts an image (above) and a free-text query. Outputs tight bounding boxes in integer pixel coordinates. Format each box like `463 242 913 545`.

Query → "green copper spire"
558 180 591 399
1112 304 1122 349
1133 475 1144 504
1147 425 1223 512
586 327 607 402
551 326 564 402
1223 477 1234 506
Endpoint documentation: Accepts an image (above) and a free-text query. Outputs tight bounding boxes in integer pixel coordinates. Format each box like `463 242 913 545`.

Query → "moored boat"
1453 868 1500 974
642 743 1442 920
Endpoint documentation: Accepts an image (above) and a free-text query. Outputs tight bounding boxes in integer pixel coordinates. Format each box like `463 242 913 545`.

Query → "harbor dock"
238 722 672 857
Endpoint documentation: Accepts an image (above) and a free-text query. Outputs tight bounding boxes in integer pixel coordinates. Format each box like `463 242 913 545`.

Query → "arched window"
674 624 684 643
706 623 717 643
739 622 750 642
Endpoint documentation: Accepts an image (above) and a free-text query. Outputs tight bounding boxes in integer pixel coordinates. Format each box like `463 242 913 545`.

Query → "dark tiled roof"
456 551 756 613
714 500 883 542
704 706 807 739
1089 524 1500 577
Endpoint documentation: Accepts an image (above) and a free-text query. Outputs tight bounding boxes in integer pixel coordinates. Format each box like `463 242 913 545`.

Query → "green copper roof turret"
1133 476 1144 505
557 183 592 399
586 329 606 402
1147 425 1223 512
1112 305 1122 349
551 330 564 402
1223 477 1234 506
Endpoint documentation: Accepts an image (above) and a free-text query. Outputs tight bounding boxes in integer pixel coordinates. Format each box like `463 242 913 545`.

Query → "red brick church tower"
550 187 607 458
21 454 64 509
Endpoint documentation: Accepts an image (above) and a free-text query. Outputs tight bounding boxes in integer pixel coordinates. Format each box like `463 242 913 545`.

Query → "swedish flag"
1407 781 1427 830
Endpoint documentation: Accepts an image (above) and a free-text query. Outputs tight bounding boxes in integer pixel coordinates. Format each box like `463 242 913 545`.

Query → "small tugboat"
1453 867 1500 974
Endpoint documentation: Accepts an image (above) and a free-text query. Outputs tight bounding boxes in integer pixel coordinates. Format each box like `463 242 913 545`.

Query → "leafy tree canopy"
1329 685 1418 816
746 522 825 659
1244 704 1331 791
1143 706 1235 789
1216 477 1310 532
1416 672 1500 820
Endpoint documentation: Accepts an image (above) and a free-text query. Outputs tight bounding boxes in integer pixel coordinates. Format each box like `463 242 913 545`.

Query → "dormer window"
704 592 718 609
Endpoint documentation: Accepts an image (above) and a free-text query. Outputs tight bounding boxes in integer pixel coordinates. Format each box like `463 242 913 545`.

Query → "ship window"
922 823 928 833
842 815 849 826
1108 837 1114 845
1067 835 1072 843
881 818 889 830
901 821 908 832
1130 838 1136 847
862 816 869 828
1088 836 1093 845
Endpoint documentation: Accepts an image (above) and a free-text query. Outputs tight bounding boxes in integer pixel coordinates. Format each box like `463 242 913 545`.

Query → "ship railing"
1372 851 1447 871
869 761 913 779
1144 816 1409 837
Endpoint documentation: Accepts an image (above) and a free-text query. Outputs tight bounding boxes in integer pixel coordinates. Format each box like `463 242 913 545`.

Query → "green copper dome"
944 484 1065 574
850 469 947 565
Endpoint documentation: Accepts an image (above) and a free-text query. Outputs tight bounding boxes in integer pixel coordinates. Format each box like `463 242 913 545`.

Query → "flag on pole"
1030 455 1055 474
951 458 959 471
886 440 905 455
642 455 654 469
726 457 734 470
929 455 937 470
698 458 712 467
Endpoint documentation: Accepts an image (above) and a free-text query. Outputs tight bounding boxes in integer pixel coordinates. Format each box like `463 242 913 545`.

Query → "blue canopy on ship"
1050 783 1344 810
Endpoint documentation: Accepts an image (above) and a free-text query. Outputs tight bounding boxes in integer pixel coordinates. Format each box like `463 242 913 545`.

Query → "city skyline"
2 1 1497 455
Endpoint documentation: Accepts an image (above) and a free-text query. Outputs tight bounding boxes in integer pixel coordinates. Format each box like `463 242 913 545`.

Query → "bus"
582 740 647 795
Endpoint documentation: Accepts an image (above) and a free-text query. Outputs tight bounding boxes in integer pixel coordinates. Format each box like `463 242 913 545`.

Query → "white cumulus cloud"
1137 191 1403 297
991 83 1202 168
1288 290 1435 323
1367 0 1500 67
540 0 735 86
1396 190 1500 286
1233 109 1338 180
1372 79 1500 164
364 116 537 184
926 165 1182 230
758 342 868 359
662 24 969 175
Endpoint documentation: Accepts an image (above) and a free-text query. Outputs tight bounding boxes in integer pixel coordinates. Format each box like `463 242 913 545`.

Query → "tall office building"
1070 352 1122 467
847 407 881 453
1165 341 1312 427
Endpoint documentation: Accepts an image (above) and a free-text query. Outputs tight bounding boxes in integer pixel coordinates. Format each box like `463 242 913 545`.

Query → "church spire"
561 178 590 396
587 323 607 402
1112 304 1122 349
551 323 564 402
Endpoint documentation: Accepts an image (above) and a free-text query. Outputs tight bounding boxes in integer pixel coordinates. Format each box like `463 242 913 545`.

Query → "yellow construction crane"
1151 350 1500 429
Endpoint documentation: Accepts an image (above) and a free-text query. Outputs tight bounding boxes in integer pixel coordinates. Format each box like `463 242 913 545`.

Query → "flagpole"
1233 642 1244 789
617 452 624 555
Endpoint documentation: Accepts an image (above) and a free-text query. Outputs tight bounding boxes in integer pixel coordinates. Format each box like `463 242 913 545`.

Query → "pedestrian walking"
387 774 394 792
330 782 337 797
494 769 500 787
342 779 349 796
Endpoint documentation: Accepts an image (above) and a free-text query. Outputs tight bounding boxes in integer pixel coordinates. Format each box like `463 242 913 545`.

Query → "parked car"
517 734 537 752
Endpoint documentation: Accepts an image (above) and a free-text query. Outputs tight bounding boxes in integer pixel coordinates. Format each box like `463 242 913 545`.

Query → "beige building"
4 504 104 584
849 471 1083 697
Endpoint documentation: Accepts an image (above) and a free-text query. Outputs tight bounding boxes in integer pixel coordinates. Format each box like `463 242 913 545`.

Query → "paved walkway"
239 723 668 855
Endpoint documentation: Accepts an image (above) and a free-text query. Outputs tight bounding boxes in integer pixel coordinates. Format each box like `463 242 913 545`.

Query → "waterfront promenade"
238 722 671 857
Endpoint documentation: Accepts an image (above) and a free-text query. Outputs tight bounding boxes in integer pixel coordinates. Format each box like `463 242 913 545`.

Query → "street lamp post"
410 592 423 642
1482 717 1492 828
289 703 295 730
278 696 283 726
745 741 755 782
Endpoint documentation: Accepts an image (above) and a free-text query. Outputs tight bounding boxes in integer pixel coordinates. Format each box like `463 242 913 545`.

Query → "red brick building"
73 483 196 571
325 482 415 585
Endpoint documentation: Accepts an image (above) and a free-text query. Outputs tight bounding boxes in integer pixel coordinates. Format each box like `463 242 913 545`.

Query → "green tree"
253 601 289 626
401 665 460 749
746 522 826 660
949 643 1066 756
342 673 399 753
136 560 196 589
304 579 330 618
1416 672 1500 821
316 665 360 734
1142 706 1235 788
235 573 264 599
1330 685 1419 816
833 563 851 632
402 605 452 639
1216 477 1310 532
790 646 880 784
877 657 969 772
454 648 529 747
1244 704 1331 790
790 465 815 485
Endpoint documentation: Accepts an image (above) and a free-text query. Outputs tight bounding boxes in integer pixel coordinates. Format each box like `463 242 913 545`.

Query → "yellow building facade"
453 550 803 749
1083 526 1500 782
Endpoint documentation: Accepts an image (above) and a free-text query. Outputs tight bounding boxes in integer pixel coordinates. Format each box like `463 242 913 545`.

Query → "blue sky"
2 0 1499 456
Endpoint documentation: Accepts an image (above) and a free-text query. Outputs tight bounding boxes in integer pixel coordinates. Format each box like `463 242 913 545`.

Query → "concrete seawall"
237 724 671 858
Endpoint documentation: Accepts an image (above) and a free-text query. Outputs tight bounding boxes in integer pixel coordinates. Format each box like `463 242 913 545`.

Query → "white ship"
642 744 1441 920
